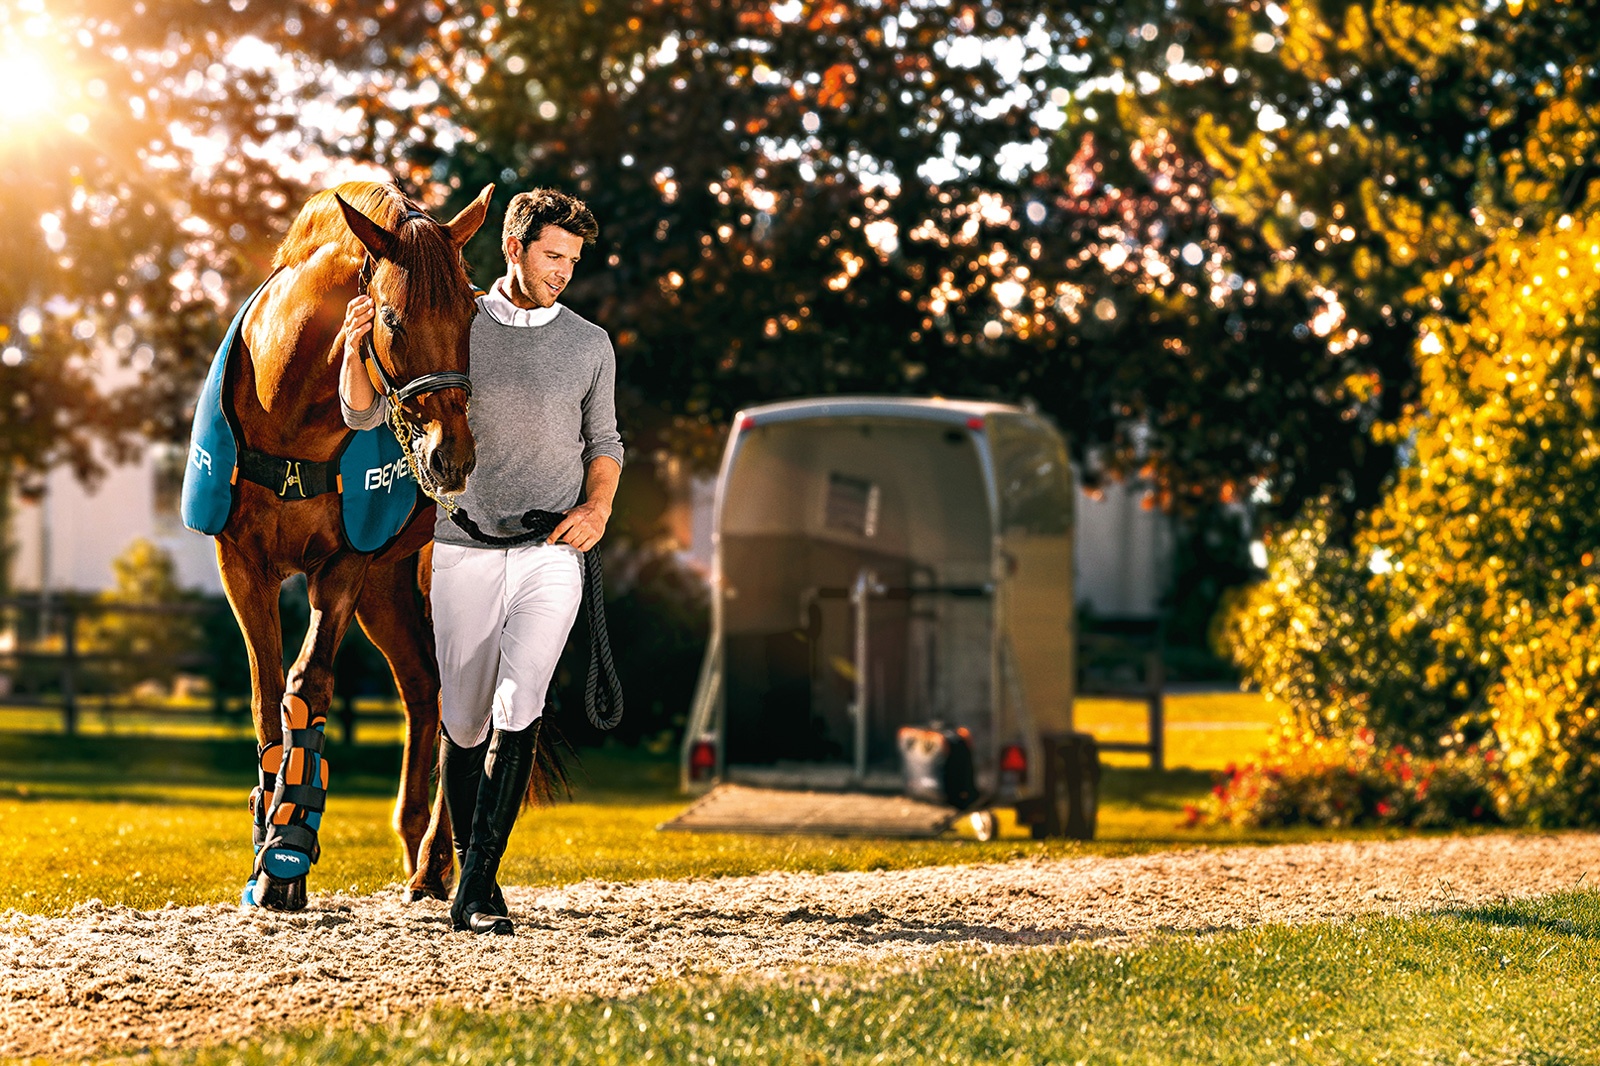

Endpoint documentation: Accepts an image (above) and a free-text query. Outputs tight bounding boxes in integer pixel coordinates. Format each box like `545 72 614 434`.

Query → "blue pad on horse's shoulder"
339 424 424 553
180 277 422 553
179 284 260 536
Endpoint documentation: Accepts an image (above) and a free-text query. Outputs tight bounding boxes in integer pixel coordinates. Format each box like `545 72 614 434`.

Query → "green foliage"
78 538 203 695
0 0 305 485
1060 0 1600 515
19 0 1572 527
161 893 1600 1065
1170 1 1600 824
53 0 1378 509
1400 209 1600 825
1219 501 1453 747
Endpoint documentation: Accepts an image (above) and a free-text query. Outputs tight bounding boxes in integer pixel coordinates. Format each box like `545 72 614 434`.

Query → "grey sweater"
343 301 624 546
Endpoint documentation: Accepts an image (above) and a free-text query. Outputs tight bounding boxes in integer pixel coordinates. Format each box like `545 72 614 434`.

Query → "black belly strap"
237 448 339 500
450 506 625 732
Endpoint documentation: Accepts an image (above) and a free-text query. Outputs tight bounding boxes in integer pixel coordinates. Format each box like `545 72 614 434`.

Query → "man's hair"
502 188 599 254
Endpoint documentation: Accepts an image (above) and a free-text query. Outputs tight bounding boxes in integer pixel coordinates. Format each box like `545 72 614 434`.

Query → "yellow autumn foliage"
1226 206 1600 823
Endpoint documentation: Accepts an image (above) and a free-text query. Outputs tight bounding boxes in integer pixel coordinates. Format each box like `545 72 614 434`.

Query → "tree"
80 537 202 693
274 2 1078 443
0 0 318 590
1216 0 1600 821
10 0 1500 531
1043 0 1598 518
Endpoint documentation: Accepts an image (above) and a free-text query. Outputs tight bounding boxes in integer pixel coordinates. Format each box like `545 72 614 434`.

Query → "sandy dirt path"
3 832 1596 1061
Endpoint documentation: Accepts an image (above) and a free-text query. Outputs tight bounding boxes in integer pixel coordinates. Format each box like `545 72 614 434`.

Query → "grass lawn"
150 890 1600 1065
0 691 1333 916
6 693 1589 1064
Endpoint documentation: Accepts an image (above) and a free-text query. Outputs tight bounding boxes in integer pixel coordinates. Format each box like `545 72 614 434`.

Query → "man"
340 189 623 935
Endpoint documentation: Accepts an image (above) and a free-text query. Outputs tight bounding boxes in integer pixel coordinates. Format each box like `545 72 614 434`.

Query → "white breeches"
430 540 584 747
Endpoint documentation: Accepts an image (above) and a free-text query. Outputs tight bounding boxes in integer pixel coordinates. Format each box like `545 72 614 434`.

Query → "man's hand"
548 500 610 552
342 295 375 364
339 295 380 415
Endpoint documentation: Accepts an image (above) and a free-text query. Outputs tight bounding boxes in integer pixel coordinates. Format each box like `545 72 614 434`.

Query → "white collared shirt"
479 276 562 328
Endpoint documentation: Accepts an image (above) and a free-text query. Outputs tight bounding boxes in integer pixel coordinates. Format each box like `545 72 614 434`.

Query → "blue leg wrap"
243 693 328 907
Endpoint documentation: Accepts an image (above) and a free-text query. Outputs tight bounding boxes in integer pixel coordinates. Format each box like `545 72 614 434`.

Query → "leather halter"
357 209 474 407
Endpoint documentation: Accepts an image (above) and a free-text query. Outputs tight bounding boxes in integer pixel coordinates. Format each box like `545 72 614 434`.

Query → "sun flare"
0 50 59 127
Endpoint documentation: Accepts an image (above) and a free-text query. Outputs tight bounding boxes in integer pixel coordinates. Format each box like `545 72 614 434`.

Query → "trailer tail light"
999 743 1028 798
689 737 718 782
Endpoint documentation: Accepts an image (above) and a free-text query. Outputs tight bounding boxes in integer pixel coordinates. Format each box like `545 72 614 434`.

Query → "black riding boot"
438 731 506 917
450 723 537 934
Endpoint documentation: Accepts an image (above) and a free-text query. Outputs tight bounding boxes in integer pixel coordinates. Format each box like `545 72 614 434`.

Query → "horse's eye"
380 306 405 336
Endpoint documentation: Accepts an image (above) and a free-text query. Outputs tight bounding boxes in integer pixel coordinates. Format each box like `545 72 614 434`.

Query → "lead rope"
451 507 624 732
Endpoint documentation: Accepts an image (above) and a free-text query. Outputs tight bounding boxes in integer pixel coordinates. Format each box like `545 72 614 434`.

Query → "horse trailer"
675 397 1099 840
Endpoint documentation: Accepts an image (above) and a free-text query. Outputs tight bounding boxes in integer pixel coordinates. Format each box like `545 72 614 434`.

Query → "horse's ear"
334 193 399 262
443 184 496 251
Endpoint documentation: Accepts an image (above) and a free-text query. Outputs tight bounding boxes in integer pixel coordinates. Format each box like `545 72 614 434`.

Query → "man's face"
506 224 585 308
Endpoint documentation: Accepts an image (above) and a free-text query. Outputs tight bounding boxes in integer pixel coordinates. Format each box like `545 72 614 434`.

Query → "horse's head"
334 185 494 499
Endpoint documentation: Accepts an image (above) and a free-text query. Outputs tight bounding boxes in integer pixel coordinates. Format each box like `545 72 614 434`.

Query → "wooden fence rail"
1076 616 1166 770
0 595 237 736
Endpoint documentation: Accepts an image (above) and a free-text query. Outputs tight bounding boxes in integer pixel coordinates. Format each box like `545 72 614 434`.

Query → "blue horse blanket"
179 280 423 553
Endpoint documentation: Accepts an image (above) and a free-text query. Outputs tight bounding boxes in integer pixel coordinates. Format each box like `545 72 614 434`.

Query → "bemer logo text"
364 458 412 492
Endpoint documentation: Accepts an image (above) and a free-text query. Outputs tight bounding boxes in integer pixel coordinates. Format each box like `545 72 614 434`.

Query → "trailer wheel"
967 809 998 842
1031 733 1100 840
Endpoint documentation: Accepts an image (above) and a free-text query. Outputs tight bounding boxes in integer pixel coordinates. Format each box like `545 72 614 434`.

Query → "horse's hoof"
252 874 308 912
402 882 449 904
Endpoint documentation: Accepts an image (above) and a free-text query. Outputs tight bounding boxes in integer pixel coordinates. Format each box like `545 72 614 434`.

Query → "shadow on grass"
1101 767 1214 809
1432 888 1600 940
0 731 686 807
0 733 1452 853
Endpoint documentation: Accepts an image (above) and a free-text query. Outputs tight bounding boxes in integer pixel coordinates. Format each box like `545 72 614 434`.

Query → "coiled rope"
449 507 624 731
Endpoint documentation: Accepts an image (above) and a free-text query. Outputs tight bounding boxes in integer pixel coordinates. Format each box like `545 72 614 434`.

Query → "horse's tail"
525 716 573 808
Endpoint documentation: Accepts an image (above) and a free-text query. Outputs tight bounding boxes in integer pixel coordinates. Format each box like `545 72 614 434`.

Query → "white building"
8 441 223 595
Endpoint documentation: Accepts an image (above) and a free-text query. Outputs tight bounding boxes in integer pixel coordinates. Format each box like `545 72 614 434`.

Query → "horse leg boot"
438 730 506 917
245 692 327 910
243 741 282 904
450 723 537 934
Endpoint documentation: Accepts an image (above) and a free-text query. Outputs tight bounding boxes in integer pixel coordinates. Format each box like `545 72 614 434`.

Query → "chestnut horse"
218 180 491 909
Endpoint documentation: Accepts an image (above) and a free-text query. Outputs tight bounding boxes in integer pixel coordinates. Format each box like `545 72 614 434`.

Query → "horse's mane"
273 181 472 314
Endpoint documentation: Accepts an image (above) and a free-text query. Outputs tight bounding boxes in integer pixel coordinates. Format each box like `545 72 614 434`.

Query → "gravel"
3 832 1596 1060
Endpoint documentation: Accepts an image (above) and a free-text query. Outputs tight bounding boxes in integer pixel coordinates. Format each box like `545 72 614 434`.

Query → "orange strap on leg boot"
243 692 328 910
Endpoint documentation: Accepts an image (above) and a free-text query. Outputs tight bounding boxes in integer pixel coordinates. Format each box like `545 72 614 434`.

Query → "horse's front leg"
216 542 290 903
216 542 288 744
354 549 453 900
246 551 370 911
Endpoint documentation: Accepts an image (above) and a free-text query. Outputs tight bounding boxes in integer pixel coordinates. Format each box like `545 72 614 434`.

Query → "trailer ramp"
660 783 959 838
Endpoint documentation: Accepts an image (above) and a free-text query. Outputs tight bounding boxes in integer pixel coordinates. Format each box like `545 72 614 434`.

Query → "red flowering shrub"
1189 727 1505 829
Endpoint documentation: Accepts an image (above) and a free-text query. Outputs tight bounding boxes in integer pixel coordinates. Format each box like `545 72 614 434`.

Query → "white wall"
1072 478 1173 618
9 442 223 595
